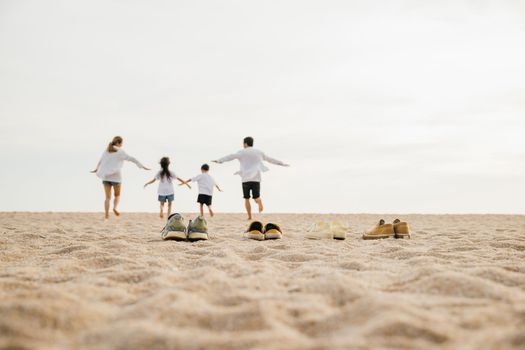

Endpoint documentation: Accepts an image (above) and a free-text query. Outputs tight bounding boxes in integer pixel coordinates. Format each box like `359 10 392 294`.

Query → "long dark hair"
107 136 123 153
159 157 172 180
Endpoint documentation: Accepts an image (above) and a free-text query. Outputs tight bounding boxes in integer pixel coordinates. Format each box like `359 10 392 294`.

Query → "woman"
91 136 150 219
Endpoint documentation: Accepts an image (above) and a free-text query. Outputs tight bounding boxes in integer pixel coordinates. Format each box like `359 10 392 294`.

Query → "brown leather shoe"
393 219 411 239
362 219 395 240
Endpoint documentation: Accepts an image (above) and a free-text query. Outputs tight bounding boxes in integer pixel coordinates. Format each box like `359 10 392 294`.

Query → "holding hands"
145 178 191 189
178 179 192 190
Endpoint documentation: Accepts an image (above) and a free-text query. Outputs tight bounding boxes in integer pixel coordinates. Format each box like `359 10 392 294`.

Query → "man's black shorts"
197 194 212 206
242 182 260 199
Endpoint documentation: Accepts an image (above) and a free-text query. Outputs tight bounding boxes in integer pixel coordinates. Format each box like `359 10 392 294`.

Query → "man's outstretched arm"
213 152 240 164
263 153 289 167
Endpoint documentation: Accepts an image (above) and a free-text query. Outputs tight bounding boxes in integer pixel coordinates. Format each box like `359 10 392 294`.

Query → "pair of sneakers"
161 213 209 241
306 221 348 240
245 221 283 241
362 219 411 240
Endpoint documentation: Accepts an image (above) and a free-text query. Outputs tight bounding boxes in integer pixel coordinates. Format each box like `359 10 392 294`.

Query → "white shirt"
155 170 177 196
192 173 216 196
96 148 146 183
216 147 286 183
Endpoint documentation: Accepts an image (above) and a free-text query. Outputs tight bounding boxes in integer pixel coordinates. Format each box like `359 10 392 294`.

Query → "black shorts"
197 194 212 206
242 182 260 199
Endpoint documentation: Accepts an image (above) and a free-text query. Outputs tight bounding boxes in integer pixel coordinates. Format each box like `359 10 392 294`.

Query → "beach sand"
1 213 524 350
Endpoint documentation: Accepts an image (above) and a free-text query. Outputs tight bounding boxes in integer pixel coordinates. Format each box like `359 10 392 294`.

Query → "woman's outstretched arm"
121 151 150 170
90 158 102 173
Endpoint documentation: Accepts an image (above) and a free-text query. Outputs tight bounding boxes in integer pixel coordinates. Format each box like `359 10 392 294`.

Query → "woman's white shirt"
96 148 145 183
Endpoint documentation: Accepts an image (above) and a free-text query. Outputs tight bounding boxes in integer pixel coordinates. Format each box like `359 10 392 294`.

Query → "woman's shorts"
242 182 260 199
158 194 174 202
197 194 212 206
103 181 120 187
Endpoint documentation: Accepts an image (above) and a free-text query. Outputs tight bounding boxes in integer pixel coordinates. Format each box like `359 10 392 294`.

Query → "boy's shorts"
158 194 174 202
197 194 212 206
102 181 120 187
242 182 260 199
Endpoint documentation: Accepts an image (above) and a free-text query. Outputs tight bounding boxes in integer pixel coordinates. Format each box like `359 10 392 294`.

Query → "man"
213 137 289 220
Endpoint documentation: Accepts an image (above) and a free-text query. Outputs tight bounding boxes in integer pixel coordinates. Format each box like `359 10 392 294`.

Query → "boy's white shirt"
191 173 216 196
96 147 145 183
216 147 286 183
155 170 177 196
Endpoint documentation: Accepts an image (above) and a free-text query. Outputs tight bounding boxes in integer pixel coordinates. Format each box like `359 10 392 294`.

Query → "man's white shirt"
216 147 286 183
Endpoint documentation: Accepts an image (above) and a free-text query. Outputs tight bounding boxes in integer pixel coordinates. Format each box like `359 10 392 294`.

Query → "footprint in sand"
51 245 88 255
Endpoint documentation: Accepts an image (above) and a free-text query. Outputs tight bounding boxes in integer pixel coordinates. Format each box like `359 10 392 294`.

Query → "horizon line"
1 211 524 216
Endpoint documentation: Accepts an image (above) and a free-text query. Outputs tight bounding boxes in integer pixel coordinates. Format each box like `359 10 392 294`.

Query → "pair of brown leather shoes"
362 219 411 240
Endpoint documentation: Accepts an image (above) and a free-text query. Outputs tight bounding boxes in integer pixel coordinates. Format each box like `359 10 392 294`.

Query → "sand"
1 213 524 350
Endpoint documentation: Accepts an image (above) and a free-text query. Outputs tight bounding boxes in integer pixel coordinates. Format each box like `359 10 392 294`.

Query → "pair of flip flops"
306 221 349 240
245 221 282 241
362 219 411 240
161 213 209 241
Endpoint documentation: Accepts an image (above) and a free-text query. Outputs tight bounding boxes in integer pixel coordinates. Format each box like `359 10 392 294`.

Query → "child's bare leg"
208 205 214 217
255 197 264 213
113 184 121 216
103 184 112 219
160 202 165 218
245 199 252 220
167 201 172 218
199 203 204 217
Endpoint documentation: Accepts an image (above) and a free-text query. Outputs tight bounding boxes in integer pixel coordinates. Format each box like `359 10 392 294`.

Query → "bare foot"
257 202 264 213
247 216 252 221
113 208 120 216
160 213 164 219
104 215 109 220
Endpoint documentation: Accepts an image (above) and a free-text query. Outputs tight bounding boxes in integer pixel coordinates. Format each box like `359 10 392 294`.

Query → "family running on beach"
91 136 289 220
92 135 411 241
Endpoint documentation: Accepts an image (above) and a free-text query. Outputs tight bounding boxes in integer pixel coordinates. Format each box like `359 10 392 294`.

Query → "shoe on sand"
362 219 395 240
161 213 187 241
264 223 282 240
245 221 265 241
331 221 348 240
187 216 209 241
393 219 411 239
306 221 332 239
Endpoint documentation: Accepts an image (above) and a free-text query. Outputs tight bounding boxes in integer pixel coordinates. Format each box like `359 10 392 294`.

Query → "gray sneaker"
187 216 209 241
161 213 187 241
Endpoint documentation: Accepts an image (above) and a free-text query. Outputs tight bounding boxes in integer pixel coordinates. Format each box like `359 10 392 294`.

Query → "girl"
144 157 191 219
91 136 150 219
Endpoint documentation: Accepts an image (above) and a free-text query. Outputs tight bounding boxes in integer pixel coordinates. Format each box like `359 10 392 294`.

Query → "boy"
212 137 289 220
181 164 222 217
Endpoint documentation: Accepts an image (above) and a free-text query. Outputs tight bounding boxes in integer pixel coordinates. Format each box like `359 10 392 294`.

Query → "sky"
0 0 524 214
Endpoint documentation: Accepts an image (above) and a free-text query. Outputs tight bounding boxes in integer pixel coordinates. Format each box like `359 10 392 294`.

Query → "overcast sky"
1 0 524 214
